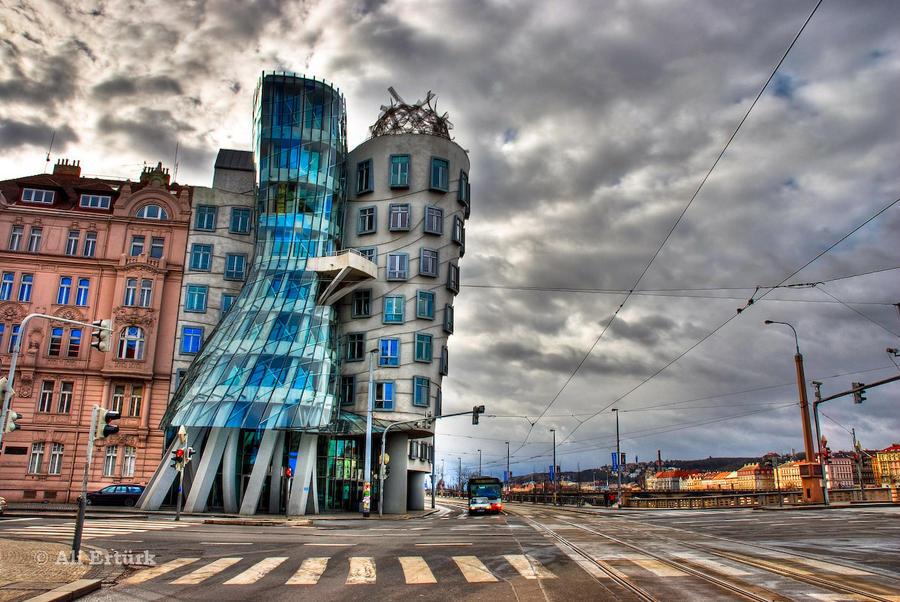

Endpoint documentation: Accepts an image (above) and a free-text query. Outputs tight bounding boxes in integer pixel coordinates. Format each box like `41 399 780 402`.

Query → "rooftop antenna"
387 86 405 105
173 141 180 183
44 130 56 173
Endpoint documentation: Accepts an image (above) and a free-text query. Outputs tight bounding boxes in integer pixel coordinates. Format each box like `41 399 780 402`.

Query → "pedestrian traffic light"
851 382 866 404
4 410 21 433
0 376 14 398
185 447 196 464
94 407 120 439
472 405 485 425
171 448 185 471
91 319 111 352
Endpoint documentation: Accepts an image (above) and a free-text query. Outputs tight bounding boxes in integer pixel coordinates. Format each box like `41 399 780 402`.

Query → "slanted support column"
287 433 318 516
222 429 240 514
139 427 207 511
239 429 281 515
269 432 286 514
183 427 230 513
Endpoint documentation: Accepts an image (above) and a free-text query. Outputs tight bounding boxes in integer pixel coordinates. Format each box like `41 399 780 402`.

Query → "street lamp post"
505 441 510 499
550 429 557 506
613 409 622 507
363 349 376 517
478 449 482 475
458 457 462 497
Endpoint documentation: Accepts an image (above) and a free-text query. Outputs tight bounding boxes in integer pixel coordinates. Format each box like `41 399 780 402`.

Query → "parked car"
85 485 144 506
0 496 6 515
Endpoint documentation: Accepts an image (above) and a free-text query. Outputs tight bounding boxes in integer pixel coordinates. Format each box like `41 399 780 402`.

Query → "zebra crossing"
3 519 187 540
122 553 559 586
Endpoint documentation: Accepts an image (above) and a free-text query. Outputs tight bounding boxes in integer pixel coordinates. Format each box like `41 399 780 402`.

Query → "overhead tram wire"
813 285 900 338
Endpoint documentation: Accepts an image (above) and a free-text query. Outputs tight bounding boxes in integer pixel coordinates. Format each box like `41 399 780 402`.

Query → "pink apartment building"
0 160 191 503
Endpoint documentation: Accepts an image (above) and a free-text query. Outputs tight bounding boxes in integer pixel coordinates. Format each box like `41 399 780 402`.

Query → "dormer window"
22 188 55 204
79 194 111 209
136 204 168 220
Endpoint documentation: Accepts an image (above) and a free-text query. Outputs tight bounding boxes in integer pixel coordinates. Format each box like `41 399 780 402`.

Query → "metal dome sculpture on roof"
370 87 453 139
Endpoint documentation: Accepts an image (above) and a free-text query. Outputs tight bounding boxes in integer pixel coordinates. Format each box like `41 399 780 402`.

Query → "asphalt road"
1 502 898 601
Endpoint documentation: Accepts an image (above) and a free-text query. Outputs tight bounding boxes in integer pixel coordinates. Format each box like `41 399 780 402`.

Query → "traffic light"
472 405 485 425
171 448 185 471
851 382 866 404
91 319 112 352
0 376 14 398
185 447 196 464
4 410 21 433
95 407 120 439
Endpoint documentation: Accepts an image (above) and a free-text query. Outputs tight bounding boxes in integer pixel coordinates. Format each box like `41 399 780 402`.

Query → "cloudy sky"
2 0 899 481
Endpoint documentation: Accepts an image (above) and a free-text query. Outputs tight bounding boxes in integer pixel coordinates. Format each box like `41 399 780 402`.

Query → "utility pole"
505 441 510 499
613 409 622 507
812 381 830 506
363 350 376 517
458 457 462 497
478 449 482 475
852 428 866 501
550 428 557 506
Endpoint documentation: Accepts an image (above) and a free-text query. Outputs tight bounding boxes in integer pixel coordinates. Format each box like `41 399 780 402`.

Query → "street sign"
611 452 618 471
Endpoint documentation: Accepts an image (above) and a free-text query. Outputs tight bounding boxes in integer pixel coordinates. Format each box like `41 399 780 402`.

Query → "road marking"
454 556 497 582
287 557 329 585
399 556 437 584
504 555 556 580
200 542 254 545
224 556 288 584
415 542 472 546
171 557 242 584
347 557 376 584
790 557 871 576
122 557 200 584
305 543 355 547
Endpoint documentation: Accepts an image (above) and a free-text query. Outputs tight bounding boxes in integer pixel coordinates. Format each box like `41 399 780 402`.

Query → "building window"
57 381 73 413
435 387 442 416
8 225 23 251
75 278 90 306
230 207 252 234
389 154 410 188
447 263 460 293
65 230 80 255
174 369 187 390
414 376 430 407
27 227 42 252
28 442 45 474
38 381 54 413
79 194 110 209
389 203 410 231
103 446 118 477
345 332 365 362
110 384 125 414
352 289 371 318
8 325 20 353
56 276 72 305
149 237 165 259
340 375 356 406
83 232 97 257
458 169 470 206
48 327 63 356
23 188 55 204
221 294 236 318
358 206 376 234
190 244 212 271
0 272 13 300
185 284 208 312
430 157 449 191
412 293 435 322
358 247 377 263
356 159 373 194
18 274 33 302
374 381 394 410
452 215 465 249
440 345 449 375
123 278 137 306
66 329 81 357
195 205 217 231
443 304 454 333
225 254 247 280
122 446 136 478
129 235 144 256
383 295 405 324
137 204 168 220
139 279 153 307
420 248 439 277
129 385 143 417
387 252 409 281
117 326 145 360
415 332 433 362
182 326 203 354
379 338 400 367
48 443 64 475
424 206 443 235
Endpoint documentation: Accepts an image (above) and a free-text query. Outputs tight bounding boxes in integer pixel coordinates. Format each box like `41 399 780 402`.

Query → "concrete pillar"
287 433 319 516
268 432 285 514
239 429 281 515
383 433 409 514
183 427 230 513
222 429 240 513
138 427 206 511
407 471 425 510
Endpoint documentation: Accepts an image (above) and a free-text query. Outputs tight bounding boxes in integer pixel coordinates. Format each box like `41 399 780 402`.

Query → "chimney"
140 162 171 185
53 159 81 177
657 449 662 473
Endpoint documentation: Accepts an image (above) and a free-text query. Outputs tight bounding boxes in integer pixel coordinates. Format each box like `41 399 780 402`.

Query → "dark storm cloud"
97 109 196 158
0 39 83 108
0 119 77 149
92 75 184 98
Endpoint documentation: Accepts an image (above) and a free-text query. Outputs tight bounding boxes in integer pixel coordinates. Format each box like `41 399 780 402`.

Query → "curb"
22 579 101 602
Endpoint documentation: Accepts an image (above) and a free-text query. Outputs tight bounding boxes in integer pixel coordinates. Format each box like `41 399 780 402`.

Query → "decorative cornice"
112 306 157 328
0 302 27 322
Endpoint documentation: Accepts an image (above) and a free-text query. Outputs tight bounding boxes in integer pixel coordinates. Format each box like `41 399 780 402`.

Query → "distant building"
646 469 695 491
776 461 802 490
824 454 855 489
873 443 900 486
737 462 774 491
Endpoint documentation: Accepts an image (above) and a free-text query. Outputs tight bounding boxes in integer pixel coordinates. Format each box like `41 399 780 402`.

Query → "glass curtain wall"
162 74 347 432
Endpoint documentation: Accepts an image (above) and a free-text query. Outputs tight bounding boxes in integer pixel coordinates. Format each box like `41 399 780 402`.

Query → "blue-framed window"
230 207 252 234
356 159 373 194
346 332 365 361
195 205 217 231
435 386 442 416
67 329 81 358
224 253 247 280
387 252 409 281
459 170 471 217
0 272 13 300
443 304 454 333
416 291 435 319
379 338 400 367
221 294 236 318
430 157 449 191
358 246 377 263
48 327 64 356
8 325 20 353
18 274 33 302
358 206 376 234
340 375 356 406
181 326 203 354
269 312 301 342
248 355 292 387
383 295 405 324
447 262 460 293
75 278 90 306
374 381 394 410
389 203 410 231
190 244 212 271
185 284 208 312
414 332 432 362
129 235 144 256
424 206 443 235
420 248 438 277
452 215 465 247
352 289 371 318
413 376 430 407
56 277 72 305
390 154 410 188
440 345 449 375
